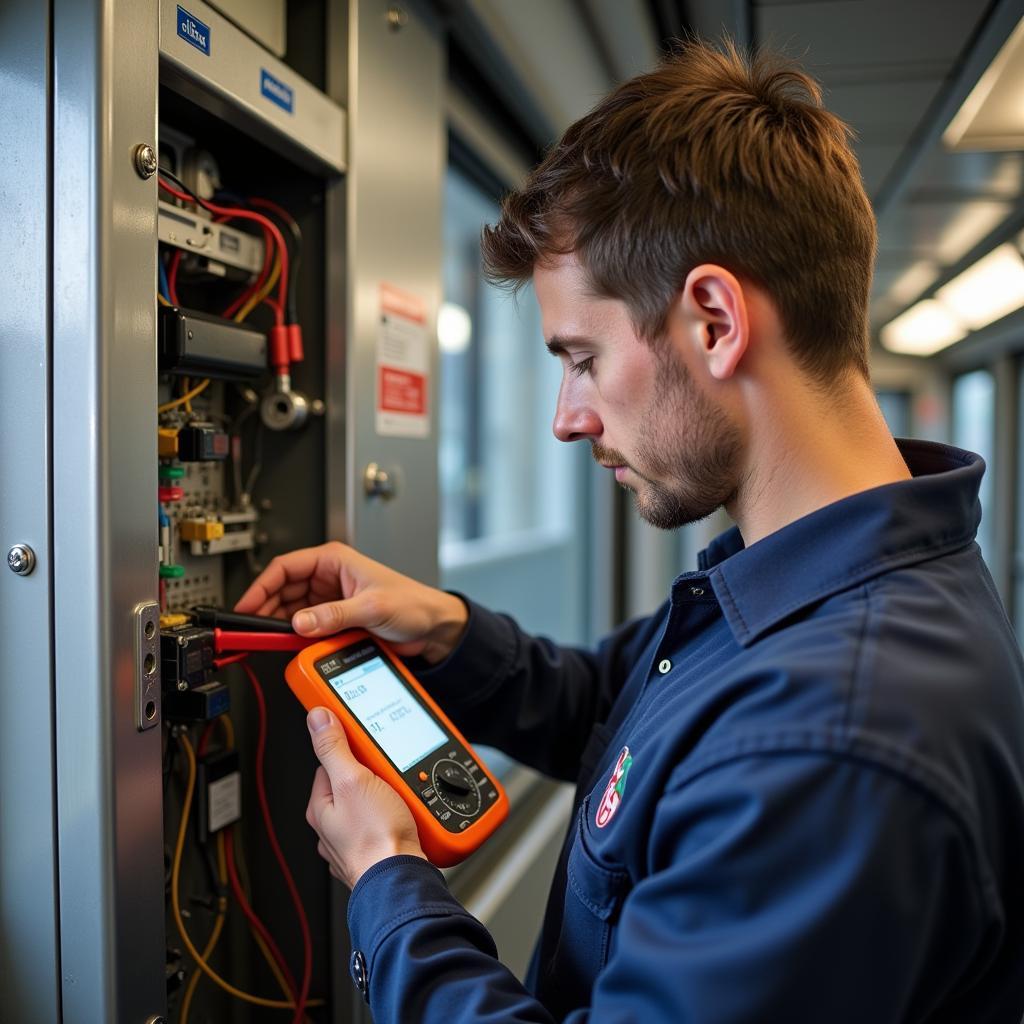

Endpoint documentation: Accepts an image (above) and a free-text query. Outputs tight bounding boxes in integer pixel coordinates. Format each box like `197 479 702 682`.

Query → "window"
876 389 912 437
951 369 995 565
439 164 589 644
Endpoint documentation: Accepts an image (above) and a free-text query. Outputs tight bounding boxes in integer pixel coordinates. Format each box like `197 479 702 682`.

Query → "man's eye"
569 356 595 378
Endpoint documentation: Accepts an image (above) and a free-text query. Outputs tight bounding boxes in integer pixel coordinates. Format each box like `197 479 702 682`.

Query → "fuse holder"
180 519 225 543
159 563 186 579
178 424 229 462
159 428 179 458
268 324 290 374
159 464 185 479
159 485 184 503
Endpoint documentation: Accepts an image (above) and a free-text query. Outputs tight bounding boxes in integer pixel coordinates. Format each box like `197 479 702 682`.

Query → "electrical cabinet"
0 0 443 1020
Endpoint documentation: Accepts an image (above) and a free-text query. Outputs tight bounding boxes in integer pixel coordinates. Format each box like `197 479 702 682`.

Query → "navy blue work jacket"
346 440 1024 1022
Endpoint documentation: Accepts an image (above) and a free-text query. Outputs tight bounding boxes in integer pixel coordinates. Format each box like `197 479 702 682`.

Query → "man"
236 39 1024 1022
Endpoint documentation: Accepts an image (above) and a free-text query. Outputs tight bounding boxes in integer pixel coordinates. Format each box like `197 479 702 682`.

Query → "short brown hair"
481 39 877 381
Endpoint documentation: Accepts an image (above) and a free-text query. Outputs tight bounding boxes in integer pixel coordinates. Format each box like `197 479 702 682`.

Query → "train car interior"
1 1 1023 1021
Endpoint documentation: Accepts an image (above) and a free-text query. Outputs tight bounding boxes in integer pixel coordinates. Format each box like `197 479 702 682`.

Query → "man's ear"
677 264 749 381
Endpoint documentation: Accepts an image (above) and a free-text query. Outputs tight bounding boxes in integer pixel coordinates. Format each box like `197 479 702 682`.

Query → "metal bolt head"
7 544 36 576
177 680 188 692
386 5 408 30
133 143 158 180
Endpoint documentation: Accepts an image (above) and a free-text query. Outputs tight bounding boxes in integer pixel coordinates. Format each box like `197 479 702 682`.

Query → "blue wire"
158 258 171 303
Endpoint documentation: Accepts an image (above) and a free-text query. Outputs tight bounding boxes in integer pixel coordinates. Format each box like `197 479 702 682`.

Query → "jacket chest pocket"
544 797 630 1010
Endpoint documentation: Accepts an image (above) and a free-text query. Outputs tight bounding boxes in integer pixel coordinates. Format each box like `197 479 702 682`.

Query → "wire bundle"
158 171 304 377
171 662 318 1022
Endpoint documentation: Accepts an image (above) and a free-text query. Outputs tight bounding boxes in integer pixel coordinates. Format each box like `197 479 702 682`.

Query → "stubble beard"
596 354 742 531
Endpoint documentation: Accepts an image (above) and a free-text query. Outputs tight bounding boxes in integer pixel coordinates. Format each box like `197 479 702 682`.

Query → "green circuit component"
159 563 186 579
159 464 186 479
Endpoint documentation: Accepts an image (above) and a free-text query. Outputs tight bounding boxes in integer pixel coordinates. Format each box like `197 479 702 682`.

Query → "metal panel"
159 0 346 173
344 0 445 585
0 1 61 1020
207 0 287 56
52 0 166 1020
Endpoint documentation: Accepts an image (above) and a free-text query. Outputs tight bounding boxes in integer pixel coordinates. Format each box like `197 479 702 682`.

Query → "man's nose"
552 387 602 443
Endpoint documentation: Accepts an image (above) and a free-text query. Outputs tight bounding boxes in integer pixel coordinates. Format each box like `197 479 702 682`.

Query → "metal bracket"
133 601 161 731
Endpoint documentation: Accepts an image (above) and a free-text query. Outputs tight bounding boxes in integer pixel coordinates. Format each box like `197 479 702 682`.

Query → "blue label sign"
177 6 210 55
260 69 294 114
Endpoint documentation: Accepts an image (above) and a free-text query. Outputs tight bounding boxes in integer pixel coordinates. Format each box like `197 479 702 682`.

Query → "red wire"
213 652 249 671
224 826 300 1004
158 179 287 324
247 196 299 232
167 251 182 306
223 223 274 319
262 296 283 321
240 661 312 1024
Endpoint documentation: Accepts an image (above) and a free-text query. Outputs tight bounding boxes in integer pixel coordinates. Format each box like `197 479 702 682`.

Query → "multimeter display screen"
326 656 447 772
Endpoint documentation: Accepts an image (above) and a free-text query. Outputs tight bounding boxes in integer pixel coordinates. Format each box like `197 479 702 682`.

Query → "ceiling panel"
754 0 990 69
824 79 942 140
876 199 1013 258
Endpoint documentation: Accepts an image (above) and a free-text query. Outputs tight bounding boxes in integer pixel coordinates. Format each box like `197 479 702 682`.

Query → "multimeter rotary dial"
431 759 482 816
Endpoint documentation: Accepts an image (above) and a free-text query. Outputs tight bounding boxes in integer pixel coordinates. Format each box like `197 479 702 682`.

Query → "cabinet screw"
7 544 36 576
133 143 158 180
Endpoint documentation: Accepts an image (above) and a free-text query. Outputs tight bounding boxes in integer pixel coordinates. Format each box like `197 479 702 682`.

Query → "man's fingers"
292 591 384 637
307 708 362 798
234 546 324 613
306 765 333 827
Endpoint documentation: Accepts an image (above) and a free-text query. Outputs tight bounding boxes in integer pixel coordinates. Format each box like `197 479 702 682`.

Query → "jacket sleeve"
346 752 993 1024
413 597 659 781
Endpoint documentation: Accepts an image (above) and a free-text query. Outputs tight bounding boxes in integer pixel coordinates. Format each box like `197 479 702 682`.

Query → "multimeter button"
420 787 436 802
418 770 429 782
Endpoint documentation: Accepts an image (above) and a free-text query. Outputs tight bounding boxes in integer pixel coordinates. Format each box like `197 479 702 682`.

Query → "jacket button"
658 658 672 674
350 949 369 1002
689 586 705 596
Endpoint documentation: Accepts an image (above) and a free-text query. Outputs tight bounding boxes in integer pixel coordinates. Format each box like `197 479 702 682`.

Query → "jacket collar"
696 440 983 647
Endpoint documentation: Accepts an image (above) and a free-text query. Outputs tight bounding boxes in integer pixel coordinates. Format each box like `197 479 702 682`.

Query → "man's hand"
234 541 468 664
305 707 427 888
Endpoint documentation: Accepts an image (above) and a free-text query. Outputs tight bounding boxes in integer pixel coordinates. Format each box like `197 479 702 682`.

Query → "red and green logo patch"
595 746 633 828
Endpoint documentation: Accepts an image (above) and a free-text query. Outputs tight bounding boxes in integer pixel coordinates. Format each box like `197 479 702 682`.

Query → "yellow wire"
159 378 210 414
171 733 295 1010
183 376 192 415
235 252 282 323
219 713 236 750
158 294 172 306
179 717 236 1021
179 830 228 1023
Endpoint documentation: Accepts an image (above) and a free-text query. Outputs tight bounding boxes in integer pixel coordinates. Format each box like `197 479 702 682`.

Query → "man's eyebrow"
545 334 592 355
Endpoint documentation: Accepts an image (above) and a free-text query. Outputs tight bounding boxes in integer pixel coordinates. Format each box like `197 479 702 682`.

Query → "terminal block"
188 507 258 556
179 518 226 543
160 625 215 691
163 680 230 724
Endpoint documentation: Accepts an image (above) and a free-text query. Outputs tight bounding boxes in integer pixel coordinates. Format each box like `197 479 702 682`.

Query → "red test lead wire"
240 661 313 1024
213 629 316 654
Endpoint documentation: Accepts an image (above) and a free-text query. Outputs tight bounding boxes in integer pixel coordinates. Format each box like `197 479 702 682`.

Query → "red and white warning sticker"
376 282 430 438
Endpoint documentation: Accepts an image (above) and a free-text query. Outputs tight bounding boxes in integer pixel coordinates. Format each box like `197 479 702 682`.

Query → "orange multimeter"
285 630 508 867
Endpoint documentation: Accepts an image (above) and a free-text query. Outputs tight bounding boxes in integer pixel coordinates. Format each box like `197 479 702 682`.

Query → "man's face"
534 254 741 529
